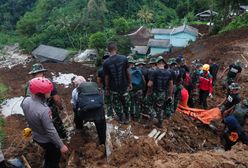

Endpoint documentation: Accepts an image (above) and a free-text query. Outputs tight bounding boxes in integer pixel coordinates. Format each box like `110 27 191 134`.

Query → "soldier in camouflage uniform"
103 42 131 124
191 61 202 105
128 59 145 121
167 58 184 112
147 56 173 128
220 60 242 90
97 54 114 117
25 63 67 139
143 57 157 115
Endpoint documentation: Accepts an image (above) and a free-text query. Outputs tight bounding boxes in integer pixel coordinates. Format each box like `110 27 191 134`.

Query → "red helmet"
29 77 53 94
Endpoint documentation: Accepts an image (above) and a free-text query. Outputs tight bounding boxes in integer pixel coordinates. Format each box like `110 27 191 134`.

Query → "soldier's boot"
124 113 130 125
157 120 163 128
118 113 125 124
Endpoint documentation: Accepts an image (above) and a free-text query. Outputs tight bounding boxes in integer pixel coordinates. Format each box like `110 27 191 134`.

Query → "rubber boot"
124 113 130 125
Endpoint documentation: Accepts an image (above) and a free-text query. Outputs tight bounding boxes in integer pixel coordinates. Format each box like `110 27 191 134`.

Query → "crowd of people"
15 41 247 167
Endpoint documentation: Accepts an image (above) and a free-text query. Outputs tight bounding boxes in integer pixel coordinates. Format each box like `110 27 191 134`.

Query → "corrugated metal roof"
132 46 149 55
32 45 69 62
147 39 170 48
151 28 173 34
195 10 218 17
171 25 198 36
240 5 248 11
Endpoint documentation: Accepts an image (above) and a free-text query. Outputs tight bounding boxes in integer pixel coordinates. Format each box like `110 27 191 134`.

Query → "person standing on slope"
22 77 68 168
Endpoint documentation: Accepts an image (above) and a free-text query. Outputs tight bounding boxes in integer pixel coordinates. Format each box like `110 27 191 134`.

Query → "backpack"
76 82 103 111
131 68 143 89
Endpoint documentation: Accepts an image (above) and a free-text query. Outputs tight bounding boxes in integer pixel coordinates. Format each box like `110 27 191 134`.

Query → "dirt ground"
1 27 248 167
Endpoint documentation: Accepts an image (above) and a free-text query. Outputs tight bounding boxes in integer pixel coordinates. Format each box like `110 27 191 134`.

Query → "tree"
113 17 129 34
108 36 133 55
137 6 154 24
89 32 107 50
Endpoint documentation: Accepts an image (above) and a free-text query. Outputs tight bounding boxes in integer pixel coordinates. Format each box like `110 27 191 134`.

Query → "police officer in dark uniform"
25 63 67 139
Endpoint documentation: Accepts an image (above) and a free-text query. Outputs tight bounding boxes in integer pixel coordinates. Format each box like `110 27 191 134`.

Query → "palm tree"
137 6 154 24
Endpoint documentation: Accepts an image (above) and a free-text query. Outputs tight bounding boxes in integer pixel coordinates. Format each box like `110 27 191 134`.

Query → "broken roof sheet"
132 46 149 55
151 28 173 35
196 10 218 17
148 39 171 48
171 25 198 36
32 44 69 62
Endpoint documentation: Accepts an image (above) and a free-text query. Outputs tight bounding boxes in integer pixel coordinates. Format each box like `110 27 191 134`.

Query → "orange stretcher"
176 87 222 125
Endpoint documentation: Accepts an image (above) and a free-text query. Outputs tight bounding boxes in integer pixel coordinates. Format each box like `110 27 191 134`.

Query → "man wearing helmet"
218 83 241 117
220 60 242 90
199 64 213 109
21 77 69 168
25 63 67 139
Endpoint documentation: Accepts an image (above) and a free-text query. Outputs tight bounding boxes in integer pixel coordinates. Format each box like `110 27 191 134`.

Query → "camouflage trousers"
49 105 67 139
192 83 199 104
145 92 168 123
222 76 235 90
130 89 143 119
174 84 183 112
110 90 130 119
104 93 114 117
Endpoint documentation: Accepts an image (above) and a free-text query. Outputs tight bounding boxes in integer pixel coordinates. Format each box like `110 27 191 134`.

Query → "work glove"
209 93 213 98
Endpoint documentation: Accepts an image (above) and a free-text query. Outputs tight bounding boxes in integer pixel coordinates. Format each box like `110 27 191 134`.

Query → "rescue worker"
209 58 219 86
71 76 106 145
220 115 248 150
21 77 69 168
25 63 67 139
231 99 248 126
147 56 173 128
168 58 183 112
220 60 242 90
71 76 86 129
129 58 145 121
103 42 131 124
191 61 202 106
97 54 113 118
143 57 157 115
218 83 241 117
199 64 213 109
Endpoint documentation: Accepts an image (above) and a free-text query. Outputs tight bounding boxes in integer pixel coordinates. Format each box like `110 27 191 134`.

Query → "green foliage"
137 6 154 24
113 17 129 34
108 36 133 56
220 13 248 33
0 82 8 104
0 0 36 30
0 32 21 47
3 0 248 51
89 32 107 50
0 117 4 145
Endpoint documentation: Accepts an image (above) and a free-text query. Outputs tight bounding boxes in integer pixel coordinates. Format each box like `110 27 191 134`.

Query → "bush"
113 17 129 34
220 13 248 33
0 82 8 104
88 32 107 49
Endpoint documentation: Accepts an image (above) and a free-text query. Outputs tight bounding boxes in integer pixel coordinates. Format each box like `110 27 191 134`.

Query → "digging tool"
105 124 113 163
66 150 75 168
241 54 248 66
21 155 31 168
